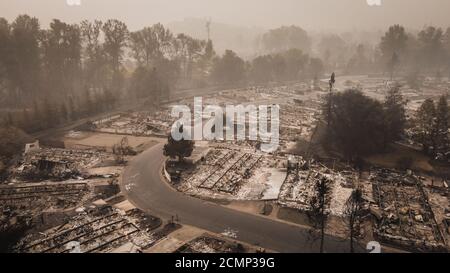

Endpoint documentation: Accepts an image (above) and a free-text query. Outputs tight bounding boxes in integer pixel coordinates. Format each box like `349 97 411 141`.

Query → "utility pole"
327 72 336 128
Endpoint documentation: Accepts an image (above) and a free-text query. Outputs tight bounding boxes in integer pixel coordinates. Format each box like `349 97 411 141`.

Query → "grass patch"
365 143 433 172
277 207 311 226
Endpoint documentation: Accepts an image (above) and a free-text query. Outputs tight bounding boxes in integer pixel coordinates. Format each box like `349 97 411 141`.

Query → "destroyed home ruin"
370 169 448 252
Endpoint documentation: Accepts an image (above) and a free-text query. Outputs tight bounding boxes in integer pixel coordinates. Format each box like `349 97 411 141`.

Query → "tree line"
323 83 407 161
2 16 450 134
316 24 450 79
323 84 449 164
0 16 217 132
209 23 450 86
0 16 328 132
412 96 449 158
378 25 450 80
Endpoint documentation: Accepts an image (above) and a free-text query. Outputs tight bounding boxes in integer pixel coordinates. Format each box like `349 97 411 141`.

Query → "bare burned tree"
308 176 332 253
112 137 135 164
344 188 364 253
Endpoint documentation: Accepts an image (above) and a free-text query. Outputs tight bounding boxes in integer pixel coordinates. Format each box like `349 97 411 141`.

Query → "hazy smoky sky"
1 0 450 31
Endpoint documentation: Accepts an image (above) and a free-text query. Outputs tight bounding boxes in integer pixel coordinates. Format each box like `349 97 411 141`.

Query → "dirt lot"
365 143 434 172
64 132 161 152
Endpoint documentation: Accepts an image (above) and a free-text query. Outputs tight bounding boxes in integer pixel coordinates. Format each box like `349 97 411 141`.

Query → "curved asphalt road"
122 143 361 253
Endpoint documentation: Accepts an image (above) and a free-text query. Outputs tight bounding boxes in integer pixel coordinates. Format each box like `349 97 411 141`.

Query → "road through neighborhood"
121 143 360 253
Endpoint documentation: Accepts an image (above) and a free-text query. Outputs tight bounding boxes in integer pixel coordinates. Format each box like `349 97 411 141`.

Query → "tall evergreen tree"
413 99 437 154
344 189 364 253
383 83 407 149
435 95 449 154
102 19 129 92
308 176 332 253
163 131 194 162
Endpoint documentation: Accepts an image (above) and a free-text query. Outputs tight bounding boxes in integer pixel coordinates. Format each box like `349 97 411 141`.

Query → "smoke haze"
1 0 450 31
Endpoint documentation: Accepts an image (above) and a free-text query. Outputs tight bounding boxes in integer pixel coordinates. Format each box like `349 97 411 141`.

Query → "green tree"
413 99 437 154
129 66 165 103
308 176 332 253
435 95 449 154
261 25 311 53
308 57 324 82
163 133 194 162
344 189 364 253
283 48 308 80
270 54 287 82
102 19 129 92
324 89 385 160
387 52 399 80
40 19 82 98
81 20 106 90
204 39 215 61
175 33 205 81
318 34 347 71
130 27 159 67
250 55 273 83
418 26 445 74
0 18 13 106
380 25 408 63
130 23 176 67
9 15 41 105
380 25 408 77
383 83 407 149
346 44 371 75
211 50 246 84
444 27 450 78
152 23 176 60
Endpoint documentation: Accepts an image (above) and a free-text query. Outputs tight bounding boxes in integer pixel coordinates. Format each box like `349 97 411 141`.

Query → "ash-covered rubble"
171 146 283 200
14 204 162 253
175 235 258 253
0 181 92 250
171 145 357 216
93 111 175 137
0 179 123 246
12 147 111 182
369 168 448 252
277 157 355 216
279 103 320 142
0 143 124 252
